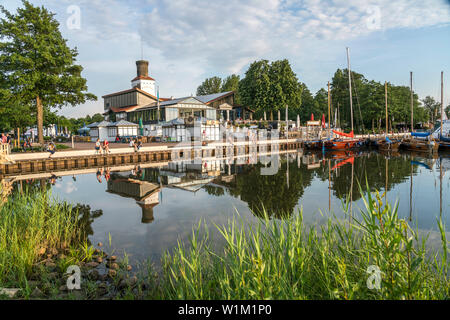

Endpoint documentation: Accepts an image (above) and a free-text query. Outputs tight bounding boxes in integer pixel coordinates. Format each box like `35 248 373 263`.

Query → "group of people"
96 167 111 183
94 139 111 155
129 138 142 152
1 133 11 146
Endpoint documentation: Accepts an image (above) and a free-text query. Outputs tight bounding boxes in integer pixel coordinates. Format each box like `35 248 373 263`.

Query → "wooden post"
347 47 354 134
328 81 331 140
441 71 444 138
385 81 388 135
410 72 414 133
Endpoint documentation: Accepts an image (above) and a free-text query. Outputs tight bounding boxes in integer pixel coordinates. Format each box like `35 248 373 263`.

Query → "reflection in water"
4 149 449 265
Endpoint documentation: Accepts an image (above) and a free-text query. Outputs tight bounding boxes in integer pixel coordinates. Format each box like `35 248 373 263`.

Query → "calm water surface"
11 149 450 267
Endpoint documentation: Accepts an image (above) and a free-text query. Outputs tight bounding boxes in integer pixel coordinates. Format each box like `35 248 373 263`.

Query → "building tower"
131 60 156 96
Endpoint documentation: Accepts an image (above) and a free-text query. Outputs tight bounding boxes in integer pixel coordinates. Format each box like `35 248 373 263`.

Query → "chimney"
136 60 149 78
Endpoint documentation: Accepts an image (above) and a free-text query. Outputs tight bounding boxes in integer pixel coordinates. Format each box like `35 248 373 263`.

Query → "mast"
346 47 354 133
328 81 331 139
410 72 414 132
385 81 388 136
441 71 444 138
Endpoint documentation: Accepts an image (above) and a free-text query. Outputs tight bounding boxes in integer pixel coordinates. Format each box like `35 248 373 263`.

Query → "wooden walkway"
0 139 302 177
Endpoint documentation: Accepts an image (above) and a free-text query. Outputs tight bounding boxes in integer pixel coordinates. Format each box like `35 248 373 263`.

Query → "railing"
0 143 10 155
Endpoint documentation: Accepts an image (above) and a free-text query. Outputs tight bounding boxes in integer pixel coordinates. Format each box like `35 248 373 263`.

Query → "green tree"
196 76 222 96
0 1 96 144
239 59 302 119
421 96 440 125
221 74 240 104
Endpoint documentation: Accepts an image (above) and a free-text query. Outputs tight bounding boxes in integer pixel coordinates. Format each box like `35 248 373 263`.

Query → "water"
9 149 450 267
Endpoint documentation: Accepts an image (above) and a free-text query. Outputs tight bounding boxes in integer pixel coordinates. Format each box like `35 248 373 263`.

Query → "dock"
0 139 302 177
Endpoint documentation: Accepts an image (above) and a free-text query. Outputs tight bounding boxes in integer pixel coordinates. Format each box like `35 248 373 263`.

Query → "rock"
108 255 117 261
31 287 44 298
108 263 119 270
108 269 117 278
94 248 101 254
85 261 99 268
0 288 21 298
119 276 138 289
97 242 103 247
126 265 132 271
96 257 103 264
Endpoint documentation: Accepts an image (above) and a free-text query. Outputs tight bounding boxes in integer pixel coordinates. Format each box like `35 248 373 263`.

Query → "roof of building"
108 120 139 127
195 91 234 104
102 87 169 101
88 121 110 127
131 75 155 82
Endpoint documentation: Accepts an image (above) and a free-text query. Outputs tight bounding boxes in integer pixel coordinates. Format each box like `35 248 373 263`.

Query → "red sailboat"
324 47 363 150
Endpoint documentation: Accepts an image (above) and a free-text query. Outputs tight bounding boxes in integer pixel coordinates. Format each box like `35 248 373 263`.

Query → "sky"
2 0 450 118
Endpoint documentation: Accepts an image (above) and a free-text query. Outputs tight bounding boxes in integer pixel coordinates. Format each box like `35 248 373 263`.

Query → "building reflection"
106 172 161 224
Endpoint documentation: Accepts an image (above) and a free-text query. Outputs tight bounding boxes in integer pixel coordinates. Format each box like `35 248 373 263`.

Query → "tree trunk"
36 96 44 145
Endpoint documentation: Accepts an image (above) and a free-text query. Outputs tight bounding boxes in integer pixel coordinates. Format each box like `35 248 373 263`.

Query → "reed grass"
0 190 84 287
157 181 449 300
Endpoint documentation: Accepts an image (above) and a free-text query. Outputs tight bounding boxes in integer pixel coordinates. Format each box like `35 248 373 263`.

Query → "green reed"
0 190 83 286
157 181 449 300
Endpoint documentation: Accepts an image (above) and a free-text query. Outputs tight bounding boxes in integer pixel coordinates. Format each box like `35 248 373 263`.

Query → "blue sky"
2 0 450 118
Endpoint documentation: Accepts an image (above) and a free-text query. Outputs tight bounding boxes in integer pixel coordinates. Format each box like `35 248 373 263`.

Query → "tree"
196 76 222 96
421 96 440 125
239 59 302 119
221 74 240 104
0 1 96 144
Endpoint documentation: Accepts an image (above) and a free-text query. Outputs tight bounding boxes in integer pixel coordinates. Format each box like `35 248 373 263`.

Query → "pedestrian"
115 134 120 143
6 134 11 146
1 133 6 144
95 138 101 154
102 139 110 154
47 141 56 158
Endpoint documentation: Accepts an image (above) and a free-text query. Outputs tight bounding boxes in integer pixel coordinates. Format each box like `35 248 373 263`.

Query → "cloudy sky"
2 0 450 117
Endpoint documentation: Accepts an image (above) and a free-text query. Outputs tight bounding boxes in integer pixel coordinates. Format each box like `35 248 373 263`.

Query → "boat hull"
401 138 439 153
376 140 401 152
324 139 363 150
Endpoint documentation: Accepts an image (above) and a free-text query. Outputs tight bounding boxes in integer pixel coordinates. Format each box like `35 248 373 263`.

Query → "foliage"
0 0 96 142
196 76 222 96
158 186 448 300
239 59 302 119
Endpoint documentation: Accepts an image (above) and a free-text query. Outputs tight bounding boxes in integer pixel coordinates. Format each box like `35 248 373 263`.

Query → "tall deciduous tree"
221 74 240 104
0 1 96 144
421 96 440 124
196 76 222 96
239 59 302 119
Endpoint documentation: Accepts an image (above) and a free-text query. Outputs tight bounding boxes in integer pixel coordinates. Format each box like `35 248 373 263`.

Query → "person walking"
95 138 101 154
1 133 6 144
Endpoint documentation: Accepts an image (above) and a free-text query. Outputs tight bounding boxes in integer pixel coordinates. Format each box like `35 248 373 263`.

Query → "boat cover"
411 132 431 137
332 130 354 138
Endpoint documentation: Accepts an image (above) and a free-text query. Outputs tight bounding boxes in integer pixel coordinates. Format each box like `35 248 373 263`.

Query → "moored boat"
401 137 439 153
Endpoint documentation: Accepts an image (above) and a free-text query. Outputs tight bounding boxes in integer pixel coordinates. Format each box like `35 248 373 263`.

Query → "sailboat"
324 48 364 150
376 81 401 152
401 72 440 153
436 71 450 150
